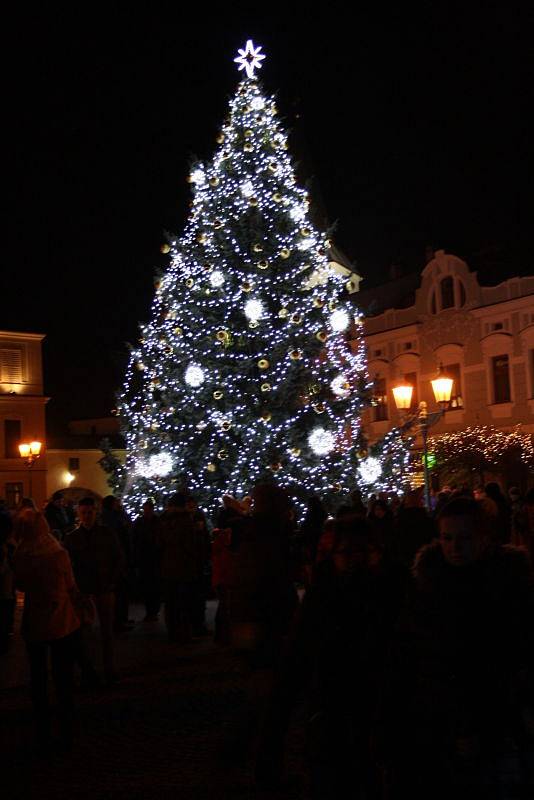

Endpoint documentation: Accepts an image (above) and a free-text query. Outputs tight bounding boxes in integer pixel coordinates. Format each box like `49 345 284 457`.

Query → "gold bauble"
313 297 325 308
257 260 269 270
154 280 161 290
242 282 253 292
258 358 269 369
218 449 228 460
252 243 263 253
249 196 258 207
249 321 258 329
289 350 302 361
164 346 172 354
290 447 301 457
197 232 207 244
173 327 183 336
213 219 223 229
209 176 220 187
278 307 289 319
160 243 171 254
272 192 283 202
221 421 232 432
207 463 217 473
270 462 281 472
325 238 333 248
328 300 337 311
213 390 223 400
280 248 290 259
316 330 328 342
243 142 253 152
185 278 194 288
300 227 311 238
357 448 368 459
313 402 326 414
311 384 321 394
244 129 253 138
151 377 160 386
261 411 272 422
216 133 225 144
137 362 145 370
267 162 277 172
290 313 302 324
260 382 271 392
216 330 228 342
332 483 341 493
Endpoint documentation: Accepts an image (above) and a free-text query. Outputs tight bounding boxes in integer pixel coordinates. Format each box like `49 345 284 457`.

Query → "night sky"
4 6 532 432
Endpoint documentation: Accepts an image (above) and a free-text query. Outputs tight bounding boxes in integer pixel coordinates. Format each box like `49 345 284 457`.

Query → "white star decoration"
234 40 266 79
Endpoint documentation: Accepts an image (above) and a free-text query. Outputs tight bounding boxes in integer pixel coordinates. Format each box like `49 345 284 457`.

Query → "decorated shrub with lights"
117 41 372 515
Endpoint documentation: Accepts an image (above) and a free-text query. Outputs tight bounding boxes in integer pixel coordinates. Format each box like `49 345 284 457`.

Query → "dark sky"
4 6 533 432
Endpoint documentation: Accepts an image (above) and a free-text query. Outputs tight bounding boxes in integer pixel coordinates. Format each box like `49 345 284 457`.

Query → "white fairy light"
184 364 205 387
330 374 350 398
289 204 306 222
209 270 225 288
234 40 266 79
329 309 350 332
240 180 255 198
250 97 265 110
358 457 382 485
190 168 206 185
308 427 335 456
244 298 263 322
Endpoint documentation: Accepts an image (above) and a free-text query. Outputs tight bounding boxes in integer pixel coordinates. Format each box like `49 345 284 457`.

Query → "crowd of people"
1 481 533 795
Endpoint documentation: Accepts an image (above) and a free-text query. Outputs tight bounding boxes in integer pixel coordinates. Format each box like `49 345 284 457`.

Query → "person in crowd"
256 515 407 796
159 493 202 643
299 495 328 564
186 495 211 636
0 504 16 653
378 496 534 796
484 481 512 544
101 495 133 632
349 488 367 518
15 497 38 518
132 500 161 622
367 498 394 550
391 488 436 567
513 487 534 563
212 495 250 644
64 497 124 686
44 491 72 541
13 512 82 750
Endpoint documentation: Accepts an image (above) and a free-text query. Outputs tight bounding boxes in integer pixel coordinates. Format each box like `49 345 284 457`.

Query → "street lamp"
19 440 42 498
392 365 453 509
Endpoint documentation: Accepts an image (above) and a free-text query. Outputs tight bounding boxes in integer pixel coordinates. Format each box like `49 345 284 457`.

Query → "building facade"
356 250 534 455
0 330 48 508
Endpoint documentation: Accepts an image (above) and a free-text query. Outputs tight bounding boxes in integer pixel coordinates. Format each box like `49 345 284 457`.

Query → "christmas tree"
117 41 373 516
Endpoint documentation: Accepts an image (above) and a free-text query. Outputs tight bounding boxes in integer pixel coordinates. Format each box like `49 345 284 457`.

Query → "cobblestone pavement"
1 600 309 800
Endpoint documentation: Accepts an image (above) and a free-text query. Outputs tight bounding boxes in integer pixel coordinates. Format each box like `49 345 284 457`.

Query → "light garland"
428 425 534 471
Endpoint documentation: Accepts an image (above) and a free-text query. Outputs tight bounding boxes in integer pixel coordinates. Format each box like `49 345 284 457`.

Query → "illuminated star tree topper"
234 39 266 79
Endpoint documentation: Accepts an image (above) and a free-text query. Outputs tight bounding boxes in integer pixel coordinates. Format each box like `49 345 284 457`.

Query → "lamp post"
392 365 453 509
18 440 42 499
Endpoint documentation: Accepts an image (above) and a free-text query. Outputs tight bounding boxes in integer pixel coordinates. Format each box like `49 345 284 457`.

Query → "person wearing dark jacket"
132 501 161 621
101 495 132 631
379 496 534 797
391 488 436 567
159 493 203 643
64 497 124 685
44 491 72 541
256 516 407 797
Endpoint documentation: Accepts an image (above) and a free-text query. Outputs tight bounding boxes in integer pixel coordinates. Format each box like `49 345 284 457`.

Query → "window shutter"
0 349 23 383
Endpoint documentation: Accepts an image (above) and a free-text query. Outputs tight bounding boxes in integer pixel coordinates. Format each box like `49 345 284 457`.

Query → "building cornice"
0 330 46 341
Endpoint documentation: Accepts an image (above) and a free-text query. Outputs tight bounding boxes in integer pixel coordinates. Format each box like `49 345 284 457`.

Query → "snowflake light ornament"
358 456 382 485
234 40 266 79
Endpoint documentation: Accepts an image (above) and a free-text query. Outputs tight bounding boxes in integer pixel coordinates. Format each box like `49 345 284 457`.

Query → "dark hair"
484 482 503 500
168 493 187 509
78 497 96 508
143 500 154 509
102 495 117 511
437 496 479 523
52 491 64 502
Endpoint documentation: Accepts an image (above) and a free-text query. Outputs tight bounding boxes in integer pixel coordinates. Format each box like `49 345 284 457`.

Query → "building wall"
47 448 126 500
0 331 47 508
358 252 534 446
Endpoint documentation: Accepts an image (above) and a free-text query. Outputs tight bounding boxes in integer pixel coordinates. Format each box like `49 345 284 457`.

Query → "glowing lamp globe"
244 298 263 322
330 374 350 398
329 309 350 333
30 441 42 456
209 270 225 288
148 452 173 477
431 367 454 405
358 456 382 485
308 427 335 456
392 383 413 410
184 364 205 388
19 443 31 458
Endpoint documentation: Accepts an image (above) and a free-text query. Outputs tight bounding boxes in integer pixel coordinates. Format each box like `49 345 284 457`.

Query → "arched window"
440 276 455 309
430 276 467 314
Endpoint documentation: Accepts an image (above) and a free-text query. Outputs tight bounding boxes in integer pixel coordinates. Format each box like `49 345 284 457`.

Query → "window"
404 342 413 351
69 457 80 471
440 276 455 309
431 291 437 314
373 377 388 421
404 372 418 411
5 482 23 509
492 355 511 403
4 419 21 458
0 349 23 383
445 363 463 409
373 348 383 358
458 281 466 307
